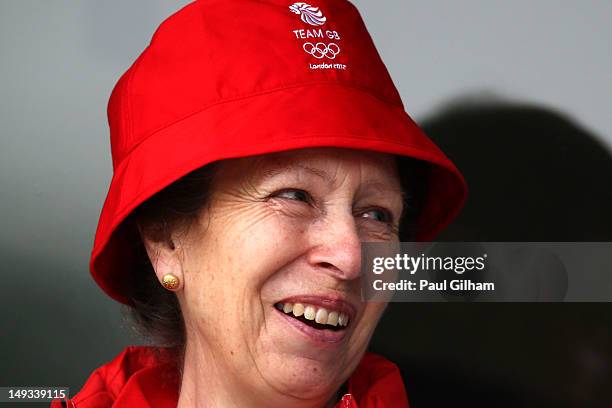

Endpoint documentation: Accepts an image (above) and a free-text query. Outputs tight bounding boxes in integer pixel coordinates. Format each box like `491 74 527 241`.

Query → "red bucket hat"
92 0 468 304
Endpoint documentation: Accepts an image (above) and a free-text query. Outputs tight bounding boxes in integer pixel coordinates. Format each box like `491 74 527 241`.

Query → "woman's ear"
136 223 184 291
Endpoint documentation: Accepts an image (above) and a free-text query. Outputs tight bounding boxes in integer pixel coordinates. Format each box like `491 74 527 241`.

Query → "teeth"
304 305 316 320
275 302 350 328
339 313 348 327
315 308 328 324
327 311 339 326
292 303 304 317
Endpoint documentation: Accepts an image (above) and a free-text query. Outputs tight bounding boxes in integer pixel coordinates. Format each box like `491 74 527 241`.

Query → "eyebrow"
260 163 334 185
360 181 406 200
260 163 406 200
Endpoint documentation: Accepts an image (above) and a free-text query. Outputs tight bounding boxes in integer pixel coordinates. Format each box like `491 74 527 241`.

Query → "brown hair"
124 163 218 352
123 157 427 354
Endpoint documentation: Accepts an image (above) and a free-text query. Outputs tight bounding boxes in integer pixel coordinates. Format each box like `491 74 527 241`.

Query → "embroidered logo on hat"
289 2 327 26
302 42 340 59
289 2 344 69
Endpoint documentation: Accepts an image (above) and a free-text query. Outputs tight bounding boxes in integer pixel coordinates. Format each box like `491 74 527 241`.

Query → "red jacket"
51 346 409 407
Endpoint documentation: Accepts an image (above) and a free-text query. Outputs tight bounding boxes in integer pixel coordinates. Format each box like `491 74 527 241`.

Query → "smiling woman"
134 149 411 405
52 1 467 407
127 148 423 362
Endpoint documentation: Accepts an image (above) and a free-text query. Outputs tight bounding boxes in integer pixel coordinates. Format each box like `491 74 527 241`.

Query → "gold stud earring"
161 273 180 290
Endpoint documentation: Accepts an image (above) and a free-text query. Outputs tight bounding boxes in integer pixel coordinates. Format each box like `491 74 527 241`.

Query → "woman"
53 0 466 407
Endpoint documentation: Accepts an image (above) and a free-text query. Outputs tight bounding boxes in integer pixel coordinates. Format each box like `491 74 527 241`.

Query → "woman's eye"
359 208 393 224
273 189 312 203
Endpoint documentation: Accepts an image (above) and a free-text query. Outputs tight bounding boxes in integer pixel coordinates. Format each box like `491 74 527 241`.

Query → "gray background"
1 1 611 407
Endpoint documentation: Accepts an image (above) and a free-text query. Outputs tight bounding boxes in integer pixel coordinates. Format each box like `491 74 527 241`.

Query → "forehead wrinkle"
257 162 334 185
256 158 403 199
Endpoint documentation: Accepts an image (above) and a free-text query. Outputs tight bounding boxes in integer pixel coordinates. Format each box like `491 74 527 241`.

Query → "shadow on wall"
370 100 612 408
425 99 612 242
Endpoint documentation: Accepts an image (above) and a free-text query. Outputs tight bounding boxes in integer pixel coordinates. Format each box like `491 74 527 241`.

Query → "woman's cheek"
188 201 308 310
353 303 386 347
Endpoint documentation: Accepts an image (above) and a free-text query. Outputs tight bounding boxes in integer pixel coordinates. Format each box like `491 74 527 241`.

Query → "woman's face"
174 147 404 402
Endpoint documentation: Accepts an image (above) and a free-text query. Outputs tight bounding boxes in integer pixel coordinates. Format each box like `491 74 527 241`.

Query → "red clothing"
51 346 409 407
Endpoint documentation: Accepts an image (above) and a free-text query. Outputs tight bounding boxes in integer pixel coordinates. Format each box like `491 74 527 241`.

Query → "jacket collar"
53 346 409 408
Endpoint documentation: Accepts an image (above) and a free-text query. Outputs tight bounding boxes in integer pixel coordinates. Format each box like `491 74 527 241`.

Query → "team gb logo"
289 2 327 26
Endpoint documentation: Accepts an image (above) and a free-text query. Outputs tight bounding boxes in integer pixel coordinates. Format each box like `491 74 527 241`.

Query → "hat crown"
107 0 402 170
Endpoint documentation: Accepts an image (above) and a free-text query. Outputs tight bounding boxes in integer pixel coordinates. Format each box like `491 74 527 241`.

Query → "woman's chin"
258 354 345 400
252 313 356 398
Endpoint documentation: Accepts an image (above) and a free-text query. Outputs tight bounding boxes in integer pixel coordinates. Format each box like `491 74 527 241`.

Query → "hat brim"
91 83 467 304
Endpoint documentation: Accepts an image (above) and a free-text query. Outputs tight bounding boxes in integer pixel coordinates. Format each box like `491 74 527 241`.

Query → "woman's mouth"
272 297 356 345
274 302 350 331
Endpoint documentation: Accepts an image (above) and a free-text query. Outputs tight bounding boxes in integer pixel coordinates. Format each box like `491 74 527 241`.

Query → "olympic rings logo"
302 42 341 59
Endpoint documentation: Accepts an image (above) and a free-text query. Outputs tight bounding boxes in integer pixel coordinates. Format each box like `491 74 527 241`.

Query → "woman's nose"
306 212 362 281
